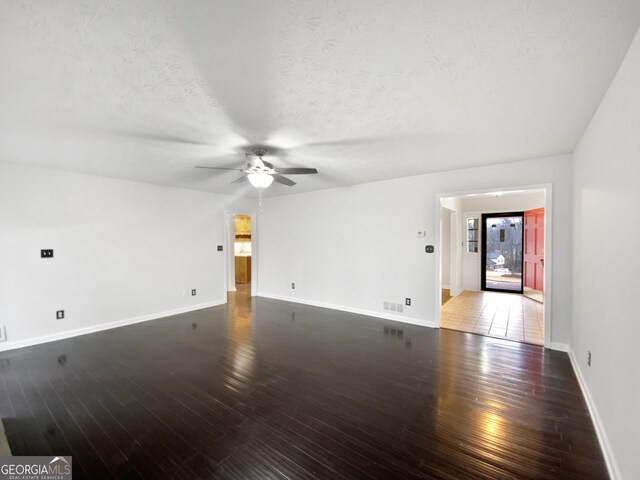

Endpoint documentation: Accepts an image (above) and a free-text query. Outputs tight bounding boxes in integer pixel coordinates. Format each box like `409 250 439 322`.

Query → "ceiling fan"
195 147 318 188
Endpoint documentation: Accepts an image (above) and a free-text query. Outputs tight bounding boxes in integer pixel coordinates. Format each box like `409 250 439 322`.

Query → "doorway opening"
437 188 548 346
233 214 252 299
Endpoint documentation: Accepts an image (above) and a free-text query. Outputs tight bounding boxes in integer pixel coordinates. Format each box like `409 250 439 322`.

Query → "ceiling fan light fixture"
248 172 274 188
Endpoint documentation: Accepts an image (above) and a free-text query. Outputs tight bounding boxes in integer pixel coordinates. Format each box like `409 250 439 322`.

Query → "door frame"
224 211 258 297
434 184 553 347
480 211 525 294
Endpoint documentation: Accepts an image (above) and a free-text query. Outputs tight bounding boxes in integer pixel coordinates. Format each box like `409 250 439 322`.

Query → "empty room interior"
1 1 639 479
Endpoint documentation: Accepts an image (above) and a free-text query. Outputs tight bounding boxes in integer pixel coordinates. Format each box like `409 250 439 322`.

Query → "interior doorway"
437 187 549 346
234 214 252 293
226 212 257 299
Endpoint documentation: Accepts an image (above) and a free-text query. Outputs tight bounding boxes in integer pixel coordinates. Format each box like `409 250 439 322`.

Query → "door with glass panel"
481 212 524 293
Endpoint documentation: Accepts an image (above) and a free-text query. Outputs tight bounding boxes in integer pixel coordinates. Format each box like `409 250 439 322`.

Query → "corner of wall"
567 348 621 480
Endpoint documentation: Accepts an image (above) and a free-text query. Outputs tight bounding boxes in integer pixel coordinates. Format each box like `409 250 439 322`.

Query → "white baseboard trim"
0 299 227 353
450 287 463 296
547 342 569 352
568 348 620 480
257 292 436 329
441 284 451 289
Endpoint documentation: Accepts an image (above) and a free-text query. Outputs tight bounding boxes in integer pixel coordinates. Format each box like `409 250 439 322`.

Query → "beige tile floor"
440 290 544 346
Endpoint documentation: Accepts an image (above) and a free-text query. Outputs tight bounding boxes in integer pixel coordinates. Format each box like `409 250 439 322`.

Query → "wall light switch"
416 231 426 237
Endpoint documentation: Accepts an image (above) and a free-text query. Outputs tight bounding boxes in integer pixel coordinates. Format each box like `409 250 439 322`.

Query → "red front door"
524 208 544 292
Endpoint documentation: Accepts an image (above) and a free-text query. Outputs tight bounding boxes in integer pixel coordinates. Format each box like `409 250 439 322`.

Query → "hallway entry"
234 214 252 286
439 188 548 346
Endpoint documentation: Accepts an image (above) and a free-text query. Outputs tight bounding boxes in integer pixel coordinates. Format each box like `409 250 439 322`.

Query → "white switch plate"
416 230 426 237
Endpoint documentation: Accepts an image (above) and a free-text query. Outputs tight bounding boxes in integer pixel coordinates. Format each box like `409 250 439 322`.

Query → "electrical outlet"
425 245 434 253
56 310 64 320
191 289 196 296
41 249 54 258
291 283 295 290
405 298 411 306
587 351 591 367
217 245 223 251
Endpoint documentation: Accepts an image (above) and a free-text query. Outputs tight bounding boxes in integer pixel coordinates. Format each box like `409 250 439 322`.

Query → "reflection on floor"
0 289 606 478
230 282 251 300
441 290 544 346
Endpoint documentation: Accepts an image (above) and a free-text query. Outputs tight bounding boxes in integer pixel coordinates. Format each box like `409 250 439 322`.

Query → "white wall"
258 154 573 345
572 28 640 480
457 191 545 292
441 196 463 296
440 208 451 287
0 162 252 350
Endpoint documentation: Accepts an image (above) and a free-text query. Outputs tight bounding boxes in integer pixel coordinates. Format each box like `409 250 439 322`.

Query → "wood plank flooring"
0 291 607 479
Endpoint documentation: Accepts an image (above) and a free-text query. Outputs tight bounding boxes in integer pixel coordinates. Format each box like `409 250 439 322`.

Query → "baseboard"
441 284 451 289
568 348 620 480
547 342 569 352
257 292 436 329
450 287 463 296
0 299 227 353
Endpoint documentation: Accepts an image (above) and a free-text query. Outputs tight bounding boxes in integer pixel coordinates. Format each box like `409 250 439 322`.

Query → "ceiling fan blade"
275 167 318 175
272 174 296 186
195 166 244 171
231 175 248 184
79 125 216 146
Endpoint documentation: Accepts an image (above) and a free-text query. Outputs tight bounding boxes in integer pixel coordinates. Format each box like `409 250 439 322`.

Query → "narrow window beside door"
467 218 479 253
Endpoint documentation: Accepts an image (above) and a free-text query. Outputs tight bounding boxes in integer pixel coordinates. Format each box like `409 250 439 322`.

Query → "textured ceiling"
1 0 639 196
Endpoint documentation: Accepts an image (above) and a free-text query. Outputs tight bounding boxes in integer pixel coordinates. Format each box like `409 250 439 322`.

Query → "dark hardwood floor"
0 290 608 479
